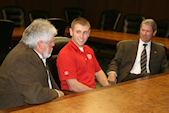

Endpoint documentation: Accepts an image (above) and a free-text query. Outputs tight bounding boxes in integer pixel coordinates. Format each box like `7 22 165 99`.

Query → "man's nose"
80 33 84 38
143 31 146 35
52 42 55 47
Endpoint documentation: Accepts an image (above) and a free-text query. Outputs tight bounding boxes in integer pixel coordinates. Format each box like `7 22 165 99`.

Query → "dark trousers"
122 73 150 82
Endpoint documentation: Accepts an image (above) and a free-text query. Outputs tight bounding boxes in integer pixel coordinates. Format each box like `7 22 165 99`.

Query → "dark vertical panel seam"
105 0 109 10
138 0 141 14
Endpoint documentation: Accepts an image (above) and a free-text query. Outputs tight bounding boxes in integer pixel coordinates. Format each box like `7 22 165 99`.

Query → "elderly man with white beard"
0 19 64 110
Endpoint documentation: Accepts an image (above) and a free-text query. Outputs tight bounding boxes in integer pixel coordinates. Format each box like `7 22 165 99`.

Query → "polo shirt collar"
69 39 86 53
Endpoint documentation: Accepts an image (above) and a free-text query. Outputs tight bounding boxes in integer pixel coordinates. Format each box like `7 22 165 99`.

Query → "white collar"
33 49 46 66
139 39 151 47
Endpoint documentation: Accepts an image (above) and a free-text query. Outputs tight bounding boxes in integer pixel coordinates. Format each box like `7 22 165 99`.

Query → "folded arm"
95 69 110 86
66 79 93 92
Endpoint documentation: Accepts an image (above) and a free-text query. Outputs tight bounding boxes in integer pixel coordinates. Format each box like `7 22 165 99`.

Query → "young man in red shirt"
57 17 110 92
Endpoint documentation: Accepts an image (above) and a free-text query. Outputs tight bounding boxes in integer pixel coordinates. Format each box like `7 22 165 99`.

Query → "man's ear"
88 30 91 36
36 41 46 52
69 28 73 36
153 30 157 36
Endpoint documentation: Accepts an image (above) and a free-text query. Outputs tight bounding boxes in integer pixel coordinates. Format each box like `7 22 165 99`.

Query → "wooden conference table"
1 72 169 113
11 27 169 55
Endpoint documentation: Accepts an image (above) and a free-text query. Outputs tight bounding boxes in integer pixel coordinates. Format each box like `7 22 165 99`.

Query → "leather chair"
0 19 15 65
155 20 169 38
122 14 145 34
48 18 67 36
98 10 121 31
116 40 166 52
47 37 70 89
64 7 84 26
1 6 26 27
92 10 121 58
29 10 49 23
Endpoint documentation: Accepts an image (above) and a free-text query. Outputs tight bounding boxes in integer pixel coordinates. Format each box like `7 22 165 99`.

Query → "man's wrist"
107 71 117 77
54 89 60 97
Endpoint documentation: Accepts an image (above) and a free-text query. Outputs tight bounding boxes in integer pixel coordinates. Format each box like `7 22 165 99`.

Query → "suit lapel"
33 50 60 90
150 42 157 68
130 40 139 67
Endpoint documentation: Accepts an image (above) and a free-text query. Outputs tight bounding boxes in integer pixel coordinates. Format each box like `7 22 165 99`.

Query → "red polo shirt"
57 39 101 90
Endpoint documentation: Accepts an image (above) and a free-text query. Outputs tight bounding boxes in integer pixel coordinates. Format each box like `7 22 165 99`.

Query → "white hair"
20 19 57 48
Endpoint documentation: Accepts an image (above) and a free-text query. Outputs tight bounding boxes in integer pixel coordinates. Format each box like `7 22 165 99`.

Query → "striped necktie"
45 65 52 89
141 44 147 73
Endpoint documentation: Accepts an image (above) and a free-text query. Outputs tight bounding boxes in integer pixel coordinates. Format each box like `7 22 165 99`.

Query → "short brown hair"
140 19 157 32
71 17 91 30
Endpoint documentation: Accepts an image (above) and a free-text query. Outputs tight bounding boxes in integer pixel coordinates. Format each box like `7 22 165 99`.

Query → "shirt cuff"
107 71 117 77
54 89 60 97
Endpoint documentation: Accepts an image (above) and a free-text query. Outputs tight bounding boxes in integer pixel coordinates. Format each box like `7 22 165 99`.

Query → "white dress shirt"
130 39 151 74
33 49 60 97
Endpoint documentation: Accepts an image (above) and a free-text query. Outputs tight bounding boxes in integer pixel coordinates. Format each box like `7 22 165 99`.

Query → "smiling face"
70 24 91 47
140 23 157 43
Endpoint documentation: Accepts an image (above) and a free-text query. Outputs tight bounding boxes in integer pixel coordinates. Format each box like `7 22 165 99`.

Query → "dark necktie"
141 44 147 73
45 66 52 89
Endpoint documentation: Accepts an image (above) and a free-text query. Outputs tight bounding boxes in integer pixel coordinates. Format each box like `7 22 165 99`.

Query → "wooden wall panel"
50 0 79 20
0 0 169 32
79 0 107 28
140 0 169 21
0 0 16 18
107 0 140 31
16 0 50 25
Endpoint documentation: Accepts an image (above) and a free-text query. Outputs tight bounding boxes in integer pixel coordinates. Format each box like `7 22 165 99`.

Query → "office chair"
29 10 49 23
116 40 166 52
93 10 121 58
48 18 67 36
0 19 15 65
47 37 70 89
98 10 121 31
64 7 84 26
1 6 26 27
155 20 169 38
122 14 145 34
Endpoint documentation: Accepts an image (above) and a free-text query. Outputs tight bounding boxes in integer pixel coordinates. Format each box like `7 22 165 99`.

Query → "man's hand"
57 90 64 97
108 72 117 84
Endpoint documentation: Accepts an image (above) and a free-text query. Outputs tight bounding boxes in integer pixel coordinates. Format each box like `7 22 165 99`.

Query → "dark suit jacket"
107 40 169 83
0 42 60 110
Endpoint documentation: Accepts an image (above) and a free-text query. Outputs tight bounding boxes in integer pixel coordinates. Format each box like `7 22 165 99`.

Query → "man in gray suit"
107 19 169 83
0 19 64 110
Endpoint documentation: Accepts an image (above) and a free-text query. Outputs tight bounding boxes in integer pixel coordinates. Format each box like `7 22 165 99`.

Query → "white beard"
43 45 53 59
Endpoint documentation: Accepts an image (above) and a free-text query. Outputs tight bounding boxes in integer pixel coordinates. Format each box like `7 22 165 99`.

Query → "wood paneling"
0 0 169 31
50 0 79 20
79 0 107 28
0 0 16 18
107 0 140 31
140 0 169 21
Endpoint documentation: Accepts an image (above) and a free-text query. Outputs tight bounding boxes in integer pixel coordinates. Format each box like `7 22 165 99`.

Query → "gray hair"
20 19 57 48
140 19 157 32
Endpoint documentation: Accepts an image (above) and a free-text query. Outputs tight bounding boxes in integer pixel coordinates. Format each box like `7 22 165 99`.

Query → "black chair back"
116 40 166 52
156 20 169 38
29 10 49 23
98 10 121 31
122 14 145 34
0 19 15 65
64 8 84 26
47 37 70 89
48 18 67 36
1 6 26 27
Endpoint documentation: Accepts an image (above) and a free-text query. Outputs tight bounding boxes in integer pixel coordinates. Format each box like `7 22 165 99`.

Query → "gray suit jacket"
107 40 169 83
0 43 59 110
